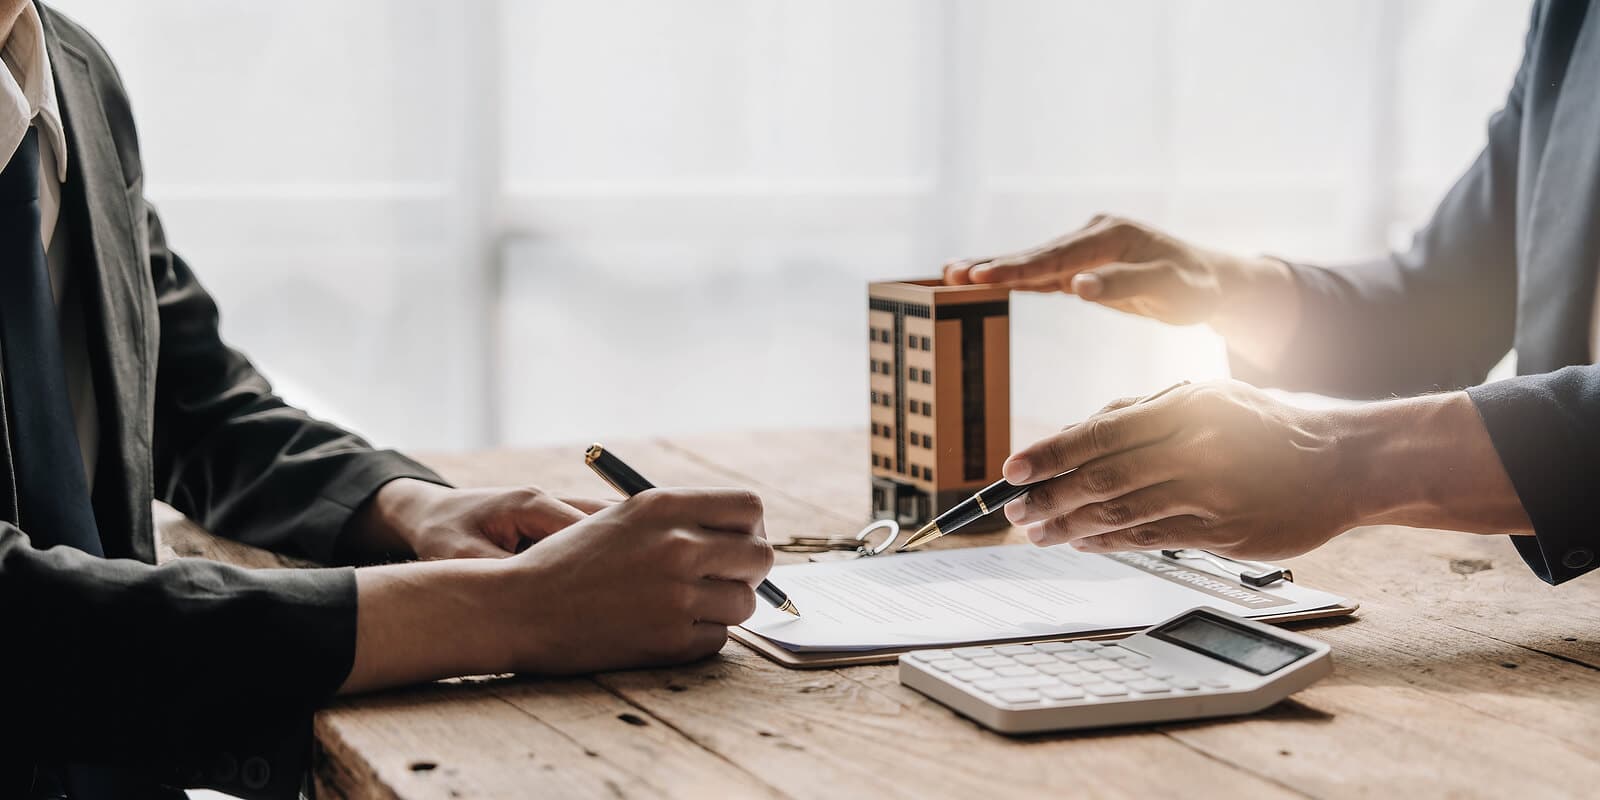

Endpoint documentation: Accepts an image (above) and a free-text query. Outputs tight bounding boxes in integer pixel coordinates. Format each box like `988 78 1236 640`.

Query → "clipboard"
732 548 1359 669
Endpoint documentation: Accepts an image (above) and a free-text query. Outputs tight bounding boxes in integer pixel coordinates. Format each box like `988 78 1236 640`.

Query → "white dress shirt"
0 2 97 488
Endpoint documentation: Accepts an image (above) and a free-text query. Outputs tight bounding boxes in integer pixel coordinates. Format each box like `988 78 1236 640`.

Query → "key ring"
854 519 901 556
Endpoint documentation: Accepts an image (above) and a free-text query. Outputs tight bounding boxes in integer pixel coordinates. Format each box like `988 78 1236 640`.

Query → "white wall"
49 0 1532 450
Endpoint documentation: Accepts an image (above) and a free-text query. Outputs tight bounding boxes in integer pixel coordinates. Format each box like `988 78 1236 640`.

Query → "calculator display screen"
1151 614 1313 675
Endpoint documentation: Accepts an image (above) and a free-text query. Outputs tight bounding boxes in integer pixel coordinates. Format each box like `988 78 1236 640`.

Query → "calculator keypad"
907 642 1220 707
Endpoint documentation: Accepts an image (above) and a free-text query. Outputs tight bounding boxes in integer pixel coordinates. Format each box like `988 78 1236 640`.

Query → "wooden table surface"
157 428 1600 799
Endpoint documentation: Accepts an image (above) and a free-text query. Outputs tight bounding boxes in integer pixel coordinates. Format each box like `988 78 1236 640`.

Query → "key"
1034 642 1075 653
976 675 1057 692
1056 651 1097 663
1169 678 1200 691
1085 682 1129 696
1015 653 1056 666
1201 678 1230 689
996 689 1041 704
1105 669 1145 683
1077 641 1110 650
951 646 992 659
902 650 941 663
1119 654 1152 669
927 659 966 672
1128 679 1171 693
1058 672 1098 686
1037 662 1080 676
974 656 1013 668
995 665 1037 678
953 668 996 682
1100 647 1136 660
1042 685 1086 701
997 645 1035 656
1079 659 1119 672
1145 668 1175 680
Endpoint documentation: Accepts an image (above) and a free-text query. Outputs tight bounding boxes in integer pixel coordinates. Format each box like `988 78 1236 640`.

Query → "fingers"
514 488 589 532
1091 395 1142 417
690 578 759 625
1002 390 1188 483
1071 261 1174 302
632 487 766 536
1025 482 1197 546
1067 515 1209 554
943 257 994 285
560 496 616 514
966 220 1132 287
695 527 776 584
1005 446 1183 527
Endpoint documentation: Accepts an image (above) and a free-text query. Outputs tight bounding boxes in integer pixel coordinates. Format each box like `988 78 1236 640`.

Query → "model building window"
923 435 933 449
920 335 931 350
871 422 880 436
908 432 919 446
884 425 893 438
920 369 932 383
880 329 891 343
923 466 933 481
910 465 921 479
871 453 879 467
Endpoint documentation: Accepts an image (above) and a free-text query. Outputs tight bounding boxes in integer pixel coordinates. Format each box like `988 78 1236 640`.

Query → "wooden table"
157 428 1600 799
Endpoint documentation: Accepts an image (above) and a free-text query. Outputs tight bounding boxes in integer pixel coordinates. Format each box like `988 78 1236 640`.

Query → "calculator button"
976 676 1056 692
1128 679 1171 694
927 659 967 672
1041 685 1086 701
1056 651 1097 663
903 650 941 663
1100 647 1136 660
1015 653 1056 666
1036 662 1079 676
1076 641 1110 650
951 646 992 659
1034 642 1074 653
1118 654 1152 668
995 689 1041 704
995 666 1037 678
953 668 996 682
1079 659 1119 672
1169 678 1200 691
1144 668 1175 680
974 656 1014 668
997 645 1035 656
1105 669 1146 683
1200 678 1230 689
1058 672 1098 686
1085 682 1129 696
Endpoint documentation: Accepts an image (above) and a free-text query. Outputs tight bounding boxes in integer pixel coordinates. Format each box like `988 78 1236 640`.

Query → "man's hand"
344 478 613 561
341 487 774 692
943 215 1302 369
1001 382 1533 562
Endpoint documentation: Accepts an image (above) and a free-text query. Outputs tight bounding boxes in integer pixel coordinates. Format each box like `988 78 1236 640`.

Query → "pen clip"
1159 549 1290 587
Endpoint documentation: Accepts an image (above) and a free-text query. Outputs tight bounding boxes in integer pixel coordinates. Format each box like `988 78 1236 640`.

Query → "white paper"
741 545 1347 652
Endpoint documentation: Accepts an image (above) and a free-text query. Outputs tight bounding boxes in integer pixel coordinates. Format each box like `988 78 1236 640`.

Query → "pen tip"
779 599 801 616
898 521 940 551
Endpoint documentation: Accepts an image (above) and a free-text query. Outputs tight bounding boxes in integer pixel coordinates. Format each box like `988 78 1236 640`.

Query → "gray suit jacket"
0 5 444 798
1234 0 1600 585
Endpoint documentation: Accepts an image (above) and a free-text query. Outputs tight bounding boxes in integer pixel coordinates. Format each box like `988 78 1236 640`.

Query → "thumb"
1071 261 1171 302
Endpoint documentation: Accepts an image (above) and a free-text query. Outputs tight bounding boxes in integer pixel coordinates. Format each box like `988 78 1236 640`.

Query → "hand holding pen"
586 444 800 616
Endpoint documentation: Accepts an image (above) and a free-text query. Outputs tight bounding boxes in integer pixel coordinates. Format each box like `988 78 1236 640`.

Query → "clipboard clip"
1159 549 1291 587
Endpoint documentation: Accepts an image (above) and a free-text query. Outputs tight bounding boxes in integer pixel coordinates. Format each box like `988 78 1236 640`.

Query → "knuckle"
668 583 698 614
1097 500 1134 529
1127 527 1165 549
686 628 728 661
1083 464 1122 497
735 587 758 621
1086 417 1120 455
516 485 547 503
754 538 776 574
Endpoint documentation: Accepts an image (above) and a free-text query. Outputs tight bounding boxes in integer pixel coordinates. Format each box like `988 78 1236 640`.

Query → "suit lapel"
1521 0 1600 374
40 6 154 561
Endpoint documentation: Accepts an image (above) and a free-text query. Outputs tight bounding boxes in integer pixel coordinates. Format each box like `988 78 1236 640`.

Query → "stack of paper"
741 545 1349 653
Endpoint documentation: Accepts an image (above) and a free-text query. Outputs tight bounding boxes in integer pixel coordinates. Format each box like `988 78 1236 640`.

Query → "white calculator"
898 606 1332 734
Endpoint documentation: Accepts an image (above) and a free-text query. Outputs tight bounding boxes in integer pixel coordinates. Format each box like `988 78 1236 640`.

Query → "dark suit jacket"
1233 0 1600 586
0 5 444 798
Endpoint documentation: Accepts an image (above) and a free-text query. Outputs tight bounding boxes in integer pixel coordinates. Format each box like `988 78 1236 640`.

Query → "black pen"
585 443 801 616
898 381 1191 551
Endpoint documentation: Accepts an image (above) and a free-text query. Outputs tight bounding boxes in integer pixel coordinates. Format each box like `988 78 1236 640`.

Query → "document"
741 545 1347 652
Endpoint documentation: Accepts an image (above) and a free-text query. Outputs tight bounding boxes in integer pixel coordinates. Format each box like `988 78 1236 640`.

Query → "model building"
867 279 1009 531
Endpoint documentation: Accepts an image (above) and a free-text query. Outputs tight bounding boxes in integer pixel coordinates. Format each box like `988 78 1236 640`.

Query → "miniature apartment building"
867 279 1009 530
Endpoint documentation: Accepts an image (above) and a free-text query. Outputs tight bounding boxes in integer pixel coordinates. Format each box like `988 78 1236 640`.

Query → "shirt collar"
0 2 67 182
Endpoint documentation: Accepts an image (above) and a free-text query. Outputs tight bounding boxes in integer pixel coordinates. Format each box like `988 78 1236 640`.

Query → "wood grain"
153 430 1600 798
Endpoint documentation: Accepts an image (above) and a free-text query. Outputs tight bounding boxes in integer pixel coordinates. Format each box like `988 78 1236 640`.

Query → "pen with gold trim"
585 443 800 616
899 381 1191 551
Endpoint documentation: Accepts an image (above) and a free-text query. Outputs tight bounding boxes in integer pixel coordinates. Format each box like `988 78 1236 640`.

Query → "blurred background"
50 0 1531 452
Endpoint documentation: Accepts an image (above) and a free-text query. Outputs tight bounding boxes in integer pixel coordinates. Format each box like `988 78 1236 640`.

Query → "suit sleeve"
1229 1 1542 398
0 525 356 798
1466 366 1600 585
147 200 448 564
